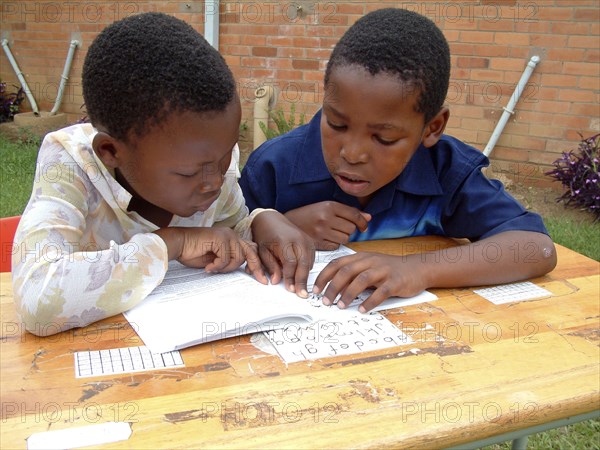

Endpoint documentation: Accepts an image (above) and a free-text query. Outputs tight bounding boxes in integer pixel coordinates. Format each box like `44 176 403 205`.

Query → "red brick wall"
1 1 598 187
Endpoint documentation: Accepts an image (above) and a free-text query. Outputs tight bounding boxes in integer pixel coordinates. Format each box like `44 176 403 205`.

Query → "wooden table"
1 237 598 449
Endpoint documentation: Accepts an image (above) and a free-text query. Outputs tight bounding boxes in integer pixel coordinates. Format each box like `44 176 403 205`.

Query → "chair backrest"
0 216 21 273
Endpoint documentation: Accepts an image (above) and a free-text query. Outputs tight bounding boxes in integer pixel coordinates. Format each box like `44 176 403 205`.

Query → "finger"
312 259 337 295
326 217 360 237
204 240 231 272
308 240 316 269
353 211 371 233
292 247 314 299
336 269 379 309
240 240 268 284
316 239 340 251
332 204 371 233
259 245 282 285
280 243 300 293
179 253 215 269
222 239 248 272
322 229 353 246
358 284 392 313
313 257 351 305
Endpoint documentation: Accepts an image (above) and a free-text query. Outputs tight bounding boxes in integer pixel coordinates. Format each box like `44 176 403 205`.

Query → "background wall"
1 0 598 187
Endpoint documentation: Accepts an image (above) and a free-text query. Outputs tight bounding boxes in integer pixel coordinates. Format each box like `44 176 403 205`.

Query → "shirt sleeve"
442 166 549 241
212 177 250 229
239 146 278 212
11 140 169 336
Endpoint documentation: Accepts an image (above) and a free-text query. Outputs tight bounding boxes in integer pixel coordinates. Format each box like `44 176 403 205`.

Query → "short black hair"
325 8 450 124
82 12 236 142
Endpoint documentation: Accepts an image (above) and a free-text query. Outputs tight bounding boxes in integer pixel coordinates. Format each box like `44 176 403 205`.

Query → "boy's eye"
375 136 398 146
178 172 197 178
327 120 346 131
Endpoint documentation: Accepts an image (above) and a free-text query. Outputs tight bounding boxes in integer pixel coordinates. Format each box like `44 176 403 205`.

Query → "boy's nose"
197 173 225 193
340 139 369 164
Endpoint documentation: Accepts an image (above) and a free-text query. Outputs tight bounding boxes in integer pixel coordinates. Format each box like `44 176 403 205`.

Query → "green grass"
545 216 600 262
482 418 600 450
0 133 40 217
0 133 598 449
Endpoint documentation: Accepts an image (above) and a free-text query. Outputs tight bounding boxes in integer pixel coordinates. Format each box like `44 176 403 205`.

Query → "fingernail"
359 305 367 314
312 286 320 294
322 296 331 306
289 284 295 293
299 289 308 298
337 301 346 309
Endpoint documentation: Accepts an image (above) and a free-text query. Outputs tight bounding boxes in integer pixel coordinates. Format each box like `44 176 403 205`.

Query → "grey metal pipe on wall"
253 86 276 149
1 39 39 115
50 40 80 115
204 0 220 49
483 55 541 157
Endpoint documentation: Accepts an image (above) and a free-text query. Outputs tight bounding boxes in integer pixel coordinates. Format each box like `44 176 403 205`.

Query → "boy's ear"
422 107 450 148
92 132 124 169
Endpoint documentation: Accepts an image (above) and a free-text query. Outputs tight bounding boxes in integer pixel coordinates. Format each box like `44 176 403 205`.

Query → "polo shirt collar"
395 144 444 196
289 110 331 184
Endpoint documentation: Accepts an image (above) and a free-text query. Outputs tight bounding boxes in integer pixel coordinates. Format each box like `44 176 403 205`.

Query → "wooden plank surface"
1 237 598 449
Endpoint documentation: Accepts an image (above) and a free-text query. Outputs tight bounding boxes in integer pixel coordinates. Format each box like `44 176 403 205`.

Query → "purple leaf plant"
545 133 600 221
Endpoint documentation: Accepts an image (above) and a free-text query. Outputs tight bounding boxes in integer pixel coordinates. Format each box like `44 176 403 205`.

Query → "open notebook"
124 246 437 353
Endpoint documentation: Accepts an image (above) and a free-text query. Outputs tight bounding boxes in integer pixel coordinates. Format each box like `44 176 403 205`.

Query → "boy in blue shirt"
240 8 556 313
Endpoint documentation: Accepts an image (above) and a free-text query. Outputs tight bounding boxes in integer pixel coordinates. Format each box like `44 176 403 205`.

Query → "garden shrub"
546 133 600 221
0 81 25 123
259 103 306 141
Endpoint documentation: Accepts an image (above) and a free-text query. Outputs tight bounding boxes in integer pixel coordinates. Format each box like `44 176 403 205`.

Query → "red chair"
0 216 21 272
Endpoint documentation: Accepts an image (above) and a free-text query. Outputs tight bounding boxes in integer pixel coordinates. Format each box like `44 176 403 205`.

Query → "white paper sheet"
474 281 552 304
267 312 412 363
124 246 437 354
27 422 132 450
74 345 184 378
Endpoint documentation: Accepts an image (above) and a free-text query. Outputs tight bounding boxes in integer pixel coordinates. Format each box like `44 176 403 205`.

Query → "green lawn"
0 133 39 217
545 216 600 262
0 132 598 449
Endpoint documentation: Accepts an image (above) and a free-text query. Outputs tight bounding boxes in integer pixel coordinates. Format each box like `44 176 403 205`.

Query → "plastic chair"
0 216 21 272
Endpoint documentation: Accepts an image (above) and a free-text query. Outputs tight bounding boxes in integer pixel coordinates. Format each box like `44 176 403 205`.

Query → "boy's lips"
335 172 370 195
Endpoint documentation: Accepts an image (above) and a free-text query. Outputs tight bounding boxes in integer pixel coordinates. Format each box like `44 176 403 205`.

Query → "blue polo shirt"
240 110 548 242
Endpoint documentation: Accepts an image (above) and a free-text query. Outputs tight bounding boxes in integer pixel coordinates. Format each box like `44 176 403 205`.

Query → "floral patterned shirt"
12 123 261 336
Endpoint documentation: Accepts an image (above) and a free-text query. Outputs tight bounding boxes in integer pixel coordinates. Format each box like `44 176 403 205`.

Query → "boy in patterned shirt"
12 12 314 336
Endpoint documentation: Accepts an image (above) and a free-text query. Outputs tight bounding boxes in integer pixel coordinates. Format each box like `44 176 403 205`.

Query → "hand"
154 227 267 283
284 201 371 250
251 211 316 297
313 252 426 312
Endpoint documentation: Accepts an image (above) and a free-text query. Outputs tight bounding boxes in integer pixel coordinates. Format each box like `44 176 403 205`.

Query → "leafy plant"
545 133 600 221
239 119 249 136
0 81 25 123
259 103 305 140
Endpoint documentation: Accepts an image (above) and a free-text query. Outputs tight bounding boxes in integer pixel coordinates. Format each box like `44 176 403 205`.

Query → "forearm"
238 208 278 241
12 233 168 336
153 227 184 260
416 231 557 289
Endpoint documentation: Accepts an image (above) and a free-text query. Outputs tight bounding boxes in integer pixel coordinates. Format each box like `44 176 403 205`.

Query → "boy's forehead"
324 66 421 104
132 101 240 140
149 116 238 157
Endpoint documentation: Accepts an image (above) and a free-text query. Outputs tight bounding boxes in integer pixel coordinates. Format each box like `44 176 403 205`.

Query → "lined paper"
74 345 184 378
474 282 552 304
